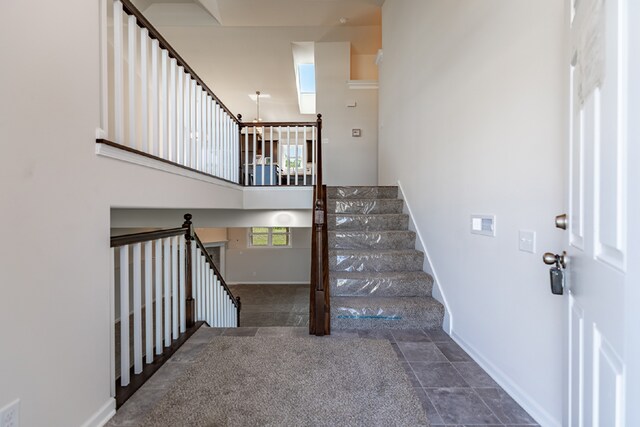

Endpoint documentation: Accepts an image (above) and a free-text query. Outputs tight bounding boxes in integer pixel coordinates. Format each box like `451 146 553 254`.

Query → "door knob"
543 251 567 268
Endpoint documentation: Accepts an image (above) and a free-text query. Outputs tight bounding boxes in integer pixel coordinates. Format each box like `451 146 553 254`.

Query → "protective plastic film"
329 250 423 272
329 231 415 250
330 199 402 215
328 186 398 200
332 271 430 297
330 214 408 231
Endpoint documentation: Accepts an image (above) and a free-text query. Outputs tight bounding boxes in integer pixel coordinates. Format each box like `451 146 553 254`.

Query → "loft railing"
98 0 322 188
111 214 239 407
239 117 322 187
99 0 240 183
309 116 330 335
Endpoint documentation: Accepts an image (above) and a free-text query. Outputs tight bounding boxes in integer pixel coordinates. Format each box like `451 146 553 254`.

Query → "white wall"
0 1 246 425
225 228 311 284
316 42 378 186
378 1 566 426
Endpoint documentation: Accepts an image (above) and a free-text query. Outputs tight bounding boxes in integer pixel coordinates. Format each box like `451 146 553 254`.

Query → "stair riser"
330 276 433 297
328 215 409 231
331 304 444 330
329 251 424 272
327 187 398 199
329 231 416 250
328 199 404 214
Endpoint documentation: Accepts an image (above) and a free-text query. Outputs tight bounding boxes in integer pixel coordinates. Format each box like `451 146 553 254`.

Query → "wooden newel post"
236 296 241 327
237 114 244 185
183 213 195 327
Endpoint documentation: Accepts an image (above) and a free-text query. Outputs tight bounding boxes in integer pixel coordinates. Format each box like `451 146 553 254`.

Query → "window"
298 64 316 94
249 227 291 247
281 143 306 171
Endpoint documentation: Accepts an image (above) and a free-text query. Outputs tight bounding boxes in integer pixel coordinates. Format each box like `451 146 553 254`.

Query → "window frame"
248 227 292 248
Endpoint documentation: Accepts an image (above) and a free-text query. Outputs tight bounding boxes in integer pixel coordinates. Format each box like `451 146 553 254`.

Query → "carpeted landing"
140 336 429 426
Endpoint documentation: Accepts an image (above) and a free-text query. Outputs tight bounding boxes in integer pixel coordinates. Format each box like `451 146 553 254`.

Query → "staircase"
328 186 444 330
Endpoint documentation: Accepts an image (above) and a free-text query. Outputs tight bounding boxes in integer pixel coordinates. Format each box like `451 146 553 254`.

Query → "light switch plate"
352 129 361 137
470 214 496 237
519 230 536 253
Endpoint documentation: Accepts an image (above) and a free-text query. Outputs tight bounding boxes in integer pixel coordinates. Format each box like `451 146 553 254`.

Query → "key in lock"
549 267 564 295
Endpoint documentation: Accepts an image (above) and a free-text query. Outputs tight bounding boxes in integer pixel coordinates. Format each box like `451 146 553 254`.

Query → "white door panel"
566 0 632 425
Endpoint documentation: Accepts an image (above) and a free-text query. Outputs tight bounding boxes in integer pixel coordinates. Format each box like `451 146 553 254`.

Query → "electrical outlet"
0 399 20 427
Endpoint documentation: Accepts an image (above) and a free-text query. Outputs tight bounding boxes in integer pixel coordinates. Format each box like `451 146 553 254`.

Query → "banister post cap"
183 213 192 222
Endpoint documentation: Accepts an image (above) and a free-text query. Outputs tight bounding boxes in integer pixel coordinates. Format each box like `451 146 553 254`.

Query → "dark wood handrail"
110 227 187 247
118 0 238 123
239 122 319 128
193 233 240 309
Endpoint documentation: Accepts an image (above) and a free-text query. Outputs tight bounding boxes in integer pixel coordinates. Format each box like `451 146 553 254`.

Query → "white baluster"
207 268 213 325
270 127 274 185
206 96 211 174
295 126 299 185
244 127 249 185
191 241 197 320
287 127 291 185
183 74 190 166
252 126 257 186
144 241 153 363
312 126 316 185
140 29 149 154
163 237 171 347
119 245 130 386
190 80 196 169
171 236 178 339
132 243 142 374
127 15 136 149
198 253 204 320
160 50 168 159
179 235 186 333
278 127 283 186
169 58 177 162
154 239 162 355
303 127 307 186
176 67 184 165
212 276 219 327
113 1 124 145
150 39 159 156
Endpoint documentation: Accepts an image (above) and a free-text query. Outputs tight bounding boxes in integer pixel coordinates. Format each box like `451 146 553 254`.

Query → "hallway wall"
378 1 567 426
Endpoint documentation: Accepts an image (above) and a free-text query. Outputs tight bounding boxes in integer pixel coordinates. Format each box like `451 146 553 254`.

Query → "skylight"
298 64 316 94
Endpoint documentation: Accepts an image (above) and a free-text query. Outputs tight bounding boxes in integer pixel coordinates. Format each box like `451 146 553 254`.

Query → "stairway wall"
378 1 567 426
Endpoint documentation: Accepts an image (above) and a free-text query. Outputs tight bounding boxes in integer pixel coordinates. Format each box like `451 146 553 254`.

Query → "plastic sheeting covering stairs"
328 186 444 330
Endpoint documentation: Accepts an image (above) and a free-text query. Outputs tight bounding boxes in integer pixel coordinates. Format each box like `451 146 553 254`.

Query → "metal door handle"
543 251 567 268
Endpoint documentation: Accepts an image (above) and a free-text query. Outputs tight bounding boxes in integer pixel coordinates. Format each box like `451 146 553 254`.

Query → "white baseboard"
226 281 309 285
81 398 116 427
450 331 560 427
396 180 452 332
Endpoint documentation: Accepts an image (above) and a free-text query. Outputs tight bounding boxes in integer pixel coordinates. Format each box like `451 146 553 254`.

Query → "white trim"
396 180 452 332
81 398 116 427
96 143 240 189
226 281 308 285
347 80 379 90
451 331 560 427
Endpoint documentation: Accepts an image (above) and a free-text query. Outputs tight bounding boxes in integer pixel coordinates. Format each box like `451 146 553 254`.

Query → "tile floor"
108 285 539 426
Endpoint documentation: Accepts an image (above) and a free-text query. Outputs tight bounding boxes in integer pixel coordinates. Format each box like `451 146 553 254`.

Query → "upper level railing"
101 0 240 183
99 0 322 187
111 213 239 407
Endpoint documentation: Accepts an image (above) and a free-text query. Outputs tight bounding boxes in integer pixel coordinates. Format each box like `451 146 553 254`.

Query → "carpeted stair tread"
327 186 398 199
328 198 404 214
328 213 409 231
330 271 434 297
329 230 417 250
329 249 424 272
332 296 444 330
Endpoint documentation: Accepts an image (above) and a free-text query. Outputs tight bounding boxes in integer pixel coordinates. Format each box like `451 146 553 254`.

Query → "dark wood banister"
239 121 319 127
309 114 330 336
110 227 187 247
118 0 239 123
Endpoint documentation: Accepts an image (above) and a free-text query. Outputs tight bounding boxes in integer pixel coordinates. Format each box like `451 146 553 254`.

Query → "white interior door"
566 0 636 425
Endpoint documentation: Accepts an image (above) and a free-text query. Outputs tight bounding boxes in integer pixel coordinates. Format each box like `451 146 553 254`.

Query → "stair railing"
99 0 240 183
98 0 324 188
238 118 321 187
309 115 331 335
110 213 239 407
